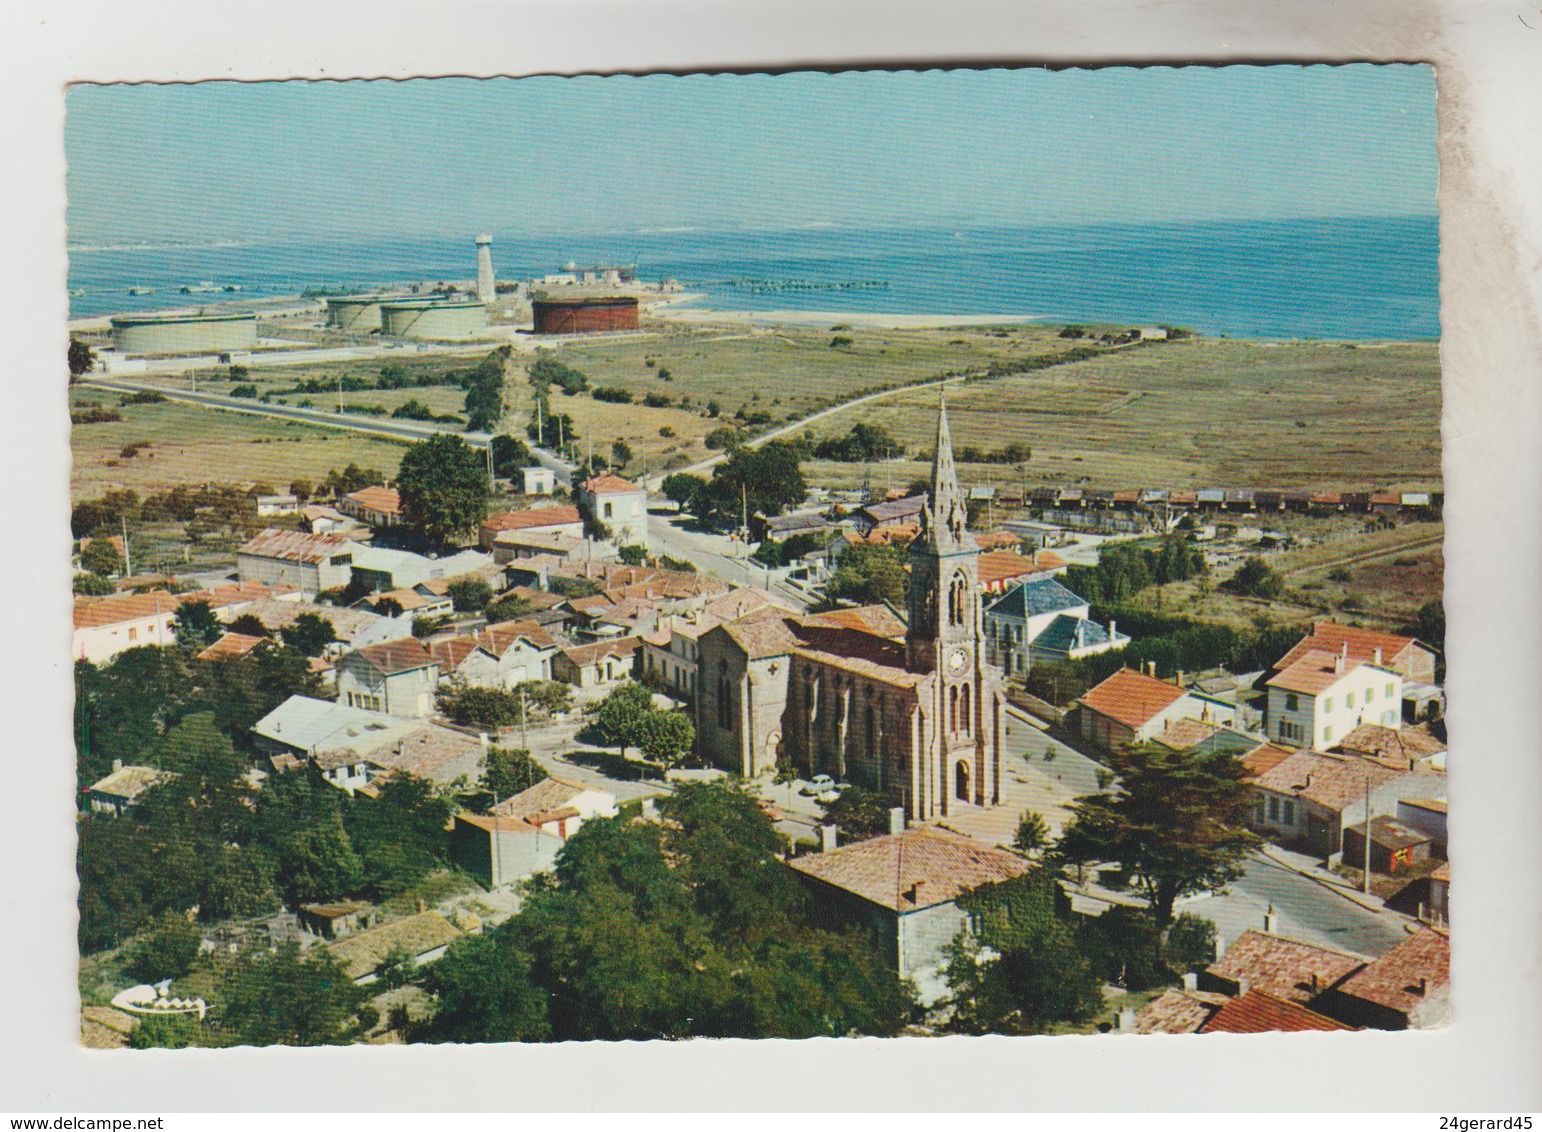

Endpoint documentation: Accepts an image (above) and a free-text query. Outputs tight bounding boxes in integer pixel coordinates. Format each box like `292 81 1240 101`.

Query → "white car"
817 789 842 805
810 774 835 792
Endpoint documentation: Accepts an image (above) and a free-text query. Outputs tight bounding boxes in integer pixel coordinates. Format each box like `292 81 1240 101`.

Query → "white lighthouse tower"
474 234 495 304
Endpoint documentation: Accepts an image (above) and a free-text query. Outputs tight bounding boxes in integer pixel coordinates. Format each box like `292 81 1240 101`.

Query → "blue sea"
67 216 1439 341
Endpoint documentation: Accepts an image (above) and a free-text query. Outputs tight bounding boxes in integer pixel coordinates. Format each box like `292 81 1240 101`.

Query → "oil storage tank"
379 298 489 340
109 312 258 356
325 294 389 331
532 296 640 334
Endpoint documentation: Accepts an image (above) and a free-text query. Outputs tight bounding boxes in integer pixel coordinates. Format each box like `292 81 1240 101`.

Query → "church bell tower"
906 388 983 674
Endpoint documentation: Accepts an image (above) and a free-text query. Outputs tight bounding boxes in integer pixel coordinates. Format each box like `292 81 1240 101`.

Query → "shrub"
592 387 634 404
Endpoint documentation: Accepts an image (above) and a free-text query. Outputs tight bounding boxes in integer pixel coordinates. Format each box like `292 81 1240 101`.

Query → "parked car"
801 773 836 797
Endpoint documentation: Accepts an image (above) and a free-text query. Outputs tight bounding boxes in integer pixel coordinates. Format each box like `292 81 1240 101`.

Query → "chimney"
1373 646 1384 665
1182 971 1199 992
1333 655 1345 674
888 806 907 836
1236 976 1250 997
1340 642 1349 659
1176 669 1186 687
1117 1007 1137 1034
479 731 490 750
1108 619 1117 639
112 758 123 773
1415 976 1427 997
1264 904 1279 934
906 880 927 906
819 823 838 853
1146 660 1158 678
1214 934 1227 959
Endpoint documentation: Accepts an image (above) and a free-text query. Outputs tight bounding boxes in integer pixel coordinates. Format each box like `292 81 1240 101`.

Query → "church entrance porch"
955 759 972 804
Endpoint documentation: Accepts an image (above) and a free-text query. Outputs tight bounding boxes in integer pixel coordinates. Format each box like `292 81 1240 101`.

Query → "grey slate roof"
984 576 1087 620
1031 613 1123 654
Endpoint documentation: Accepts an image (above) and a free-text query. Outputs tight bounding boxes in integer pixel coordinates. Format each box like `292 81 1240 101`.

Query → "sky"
66 66 1437 242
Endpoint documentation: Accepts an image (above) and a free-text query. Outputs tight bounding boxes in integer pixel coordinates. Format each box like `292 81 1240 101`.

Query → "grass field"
799 337 1441 492
71 389 414 498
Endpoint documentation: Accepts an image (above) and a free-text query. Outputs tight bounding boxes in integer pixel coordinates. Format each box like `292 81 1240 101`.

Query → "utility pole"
120 515 133 577
337 374 344 415
519 685 529 753
536 397 545 447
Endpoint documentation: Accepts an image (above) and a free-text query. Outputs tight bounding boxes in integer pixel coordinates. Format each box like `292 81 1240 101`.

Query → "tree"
1162 912 1218 974
227 613 270 638
279 611 337 657
463 369 505 432
289 479 312 501
489 433 533 478
80 538 124 577
396 434 490 548
1056 742 1262 926
822 786 893 843
437 685 521 729
173 600 223 649
618 544 648 566
1076 905 1170 990
1013 810 1051 857
701 441 806 526
1410 598 1445 652
421 931 552 1044
483 594 532 624
610 439 633 468
445 577 493 613
124 912 203 983
485 746 548 801
247 769 364 905
344 773 456 896
591 681 656 756
825 542 908 607
1224 556 1284 600
636 710 694 771
376 942 418 989
69 337 97 378
661 472 707 513
220 943 365 1047
942 870 1103 1034
74 573 115 596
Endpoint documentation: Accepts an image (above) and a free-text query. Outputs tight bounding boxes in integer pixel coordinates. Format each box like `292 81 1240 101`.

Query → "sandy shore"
651 305 1044 330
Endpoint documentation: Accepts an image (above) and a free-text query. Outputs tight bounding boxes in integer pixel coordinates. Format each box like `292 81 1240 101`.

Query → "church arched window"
948 685 959 733
960 683 971 736
948 573 968 626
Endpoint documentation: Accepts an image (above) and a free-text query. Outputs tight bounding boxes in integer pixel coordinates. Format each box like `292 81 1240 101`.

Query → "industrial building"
109 311 258 356
532 296 640 334
379 298 489 340
324 294 392 331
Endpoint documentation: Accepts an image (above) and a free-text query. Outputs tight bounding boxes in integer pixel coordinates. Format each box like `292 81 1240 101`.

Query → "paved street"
496 718 670 805
646 510 811 609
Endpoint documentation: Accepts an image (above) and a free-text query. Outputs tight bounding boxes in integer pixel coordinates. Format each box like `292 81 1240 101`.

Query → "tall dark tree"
343 773 457 897
396 433 490 547
485 746 548 801
1056 742 1261 926
68 337 97 378
702 440 807 526
173 600 223 649
278 611 337 657
422 931 551 1043
220 943 365 1047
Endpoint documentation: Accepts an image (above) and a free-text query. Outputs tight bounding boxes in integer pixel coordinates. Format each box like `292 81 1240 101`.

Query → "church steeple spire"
923 386 972 551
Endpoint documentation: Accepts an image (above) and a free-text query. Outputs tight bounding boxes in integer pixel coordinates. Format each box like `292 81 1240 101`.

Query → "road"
81 376 495 448
1184 852 1412 958
646 509 812 609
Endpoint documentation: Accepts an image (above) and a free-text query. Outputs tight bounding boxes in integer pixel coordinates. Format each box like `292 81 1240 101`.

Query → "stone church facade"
695 394 1007 822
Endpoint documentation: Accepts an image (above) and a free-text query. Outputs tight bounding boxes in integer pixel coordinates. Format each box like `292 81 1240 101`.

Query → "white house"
335 638 441 717
431 621 559 691
237 529 364 595
348 546 496 593
1074 665 1241 750
522 466 557 495
451 777 619 887
1265 647 1403 749
478 504 584 551
577 473 649 549
255 493 301 517
982 576 1127 678
73 582 292 664
88 761 175 816
1250 748 1446 859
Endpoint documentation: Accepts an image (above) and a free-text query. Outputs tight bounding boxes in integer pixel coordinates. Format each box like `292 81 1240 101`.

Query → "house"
360 587 455 621
1249 749 1445 859
522 466 556 495
237 528 363 594
73 590 183 662
1265 648 1403 749
252 694 484 793
757 509 840 542
788 826 1032 1003
431 620 558 690
255 493 301 517
195 632 270 663
976 548 1069 593
1334 722 1447 772
337 484 402 528
1134 985 1232 1034
1271 621 1438 685
576 473 649 548
1341 816 1433 875
225 597 413 653
491 530 586 563
477 504 584 551
843 522 920 548
349 545 495 594
325 911 466 984
1072 666 1239 750
851 494 926 536
552 637 641 691
1201 929 1368 1005
639 587 796 701
87 761 175 816
302 504 366 535
297 900 377 940
451 777 618 886
335 638 441 717
1396 797 1448 858
1315 928 1450 1030
983 576 1127 678
1198 989 1354 1033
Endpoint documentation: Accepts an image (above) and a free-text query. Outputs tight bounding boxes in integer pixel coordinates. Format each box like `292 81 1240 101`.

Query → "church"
694 393 1007 822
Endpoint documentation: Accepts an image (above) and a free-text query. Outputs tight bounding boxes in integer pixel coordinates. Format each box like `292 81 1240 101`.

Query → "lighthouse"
475 233 495 304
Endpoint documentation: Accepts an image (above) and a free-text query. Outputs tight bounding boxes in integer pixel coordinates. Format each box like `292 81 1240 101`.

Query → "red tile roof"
1333 928 1449 1016
1078 668 1187 730
977 549 1047 589
1266 648 1377 696
348 637 438 675
1252 750 1407 812
1206 929 1367 1003
581 474 642 495
1152 718 1222 751
345 485 401 515
480 504 582 534
73 589 182 629
196 632 269 661
1335 724 1447 763
428 636 479 674
559 636 641 667
789 827 1032 912
476 619 557 655
1135 988 1229 1034
1239 742 1296 779
1199 989 1354 1033
1274 621 1422 673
